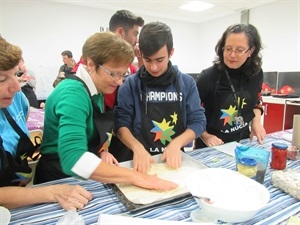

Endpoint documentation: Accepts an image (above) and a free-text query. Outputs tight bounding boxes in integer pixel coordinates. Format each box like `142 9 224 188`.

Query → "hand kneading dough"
117 163 199 205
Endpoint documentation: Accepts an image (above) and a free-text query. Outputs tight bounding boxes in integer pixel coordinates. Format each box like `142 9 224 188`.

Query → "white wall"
0 1 299 99
250 1 300 71
195 0 300 72
195 14 240 71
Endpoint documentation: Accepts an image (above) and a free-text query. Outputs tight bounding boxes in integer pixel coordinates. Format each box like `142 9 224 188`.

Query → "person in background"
114 22 206 173
53 50 76 88
105 9 145 110
0 36 92 210
70 10 144 110
34 32 177 192
194 23 266 149
17 58 39 108
103 10 145 162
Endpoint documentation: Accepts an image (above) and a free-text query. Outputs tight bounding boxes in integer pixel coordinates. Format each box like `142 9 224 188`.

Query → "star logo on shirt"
170 112 178 124
220 105 238 126
150 118 175 145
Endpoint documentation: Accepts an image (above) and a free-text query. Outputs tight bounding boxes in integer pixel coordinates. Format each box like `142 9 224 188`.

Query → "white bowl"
185 168 270 223
0 206 11 225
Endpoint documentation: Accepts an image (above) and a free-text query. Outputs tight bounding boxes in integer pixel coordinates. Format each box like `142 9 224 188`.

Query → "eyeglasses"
222 46 251 55
98 65 129 80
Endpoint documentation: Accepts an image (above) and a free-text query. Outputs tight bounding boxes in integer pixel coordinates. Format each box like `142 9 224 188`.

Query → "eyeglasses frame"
98 64 128 80
222 46 252 55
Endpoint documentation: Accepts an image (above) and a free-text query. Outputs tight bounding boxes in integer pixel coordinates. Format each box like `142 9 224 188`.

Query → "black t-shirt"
59 64 75 75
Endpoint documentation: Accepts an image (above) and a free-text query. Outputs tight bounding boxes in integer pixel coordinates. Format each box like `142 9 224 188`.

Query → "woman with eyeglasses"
195 23 266 149
33 32 177 193
0 36 93 210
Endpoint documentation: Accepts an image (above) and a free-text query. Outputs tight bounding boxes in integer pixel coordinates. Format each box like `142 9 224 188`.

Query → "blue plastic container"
234 145 270 184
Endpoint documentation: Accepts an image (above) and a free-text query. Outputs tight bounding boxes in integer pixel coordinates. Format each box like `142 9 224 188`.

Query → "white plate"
0 206 11 225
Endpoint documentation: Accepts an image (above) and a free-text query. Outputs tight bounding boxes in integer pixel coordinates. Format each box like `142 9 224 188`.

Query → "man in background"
104 10 145 162
53 50 76 87
71 10 144 110
105 10 144 110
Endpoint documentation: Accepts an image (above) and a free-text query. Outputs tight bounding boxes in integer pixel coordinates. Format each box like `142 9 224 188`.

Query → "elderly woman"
0 36 92 210
34 32 177 194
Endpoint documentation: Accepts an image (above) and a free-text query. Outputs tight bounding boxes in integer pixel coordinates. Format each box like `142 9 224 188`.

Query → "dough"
117 163 199 205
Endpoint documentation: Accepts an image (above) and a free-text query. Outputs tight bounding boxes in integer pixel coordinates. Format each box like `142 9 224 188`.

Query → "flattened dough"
117 163 199 205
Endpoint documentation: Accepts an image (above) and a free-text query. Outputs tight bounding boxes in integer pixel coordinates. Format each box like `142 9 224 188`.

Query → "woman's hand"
132 172 178 191
251 109 266 144
51 185 92 211
250 121 266 144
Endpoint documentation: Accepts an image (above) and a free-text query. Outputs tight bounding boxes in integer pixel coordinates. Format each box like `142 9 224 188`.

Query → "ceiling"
52 0 281 24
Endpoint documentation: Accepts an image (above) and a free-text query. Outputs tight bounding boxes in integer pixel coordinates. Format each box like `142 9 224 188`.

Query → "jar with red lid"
270 142 288 170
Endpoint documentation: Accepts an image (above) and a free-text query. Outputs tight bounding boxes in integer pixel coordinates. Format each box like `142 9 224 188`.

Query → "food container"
185 168 270 223
237 157 257 178
270 142 288 170
234 145 270 184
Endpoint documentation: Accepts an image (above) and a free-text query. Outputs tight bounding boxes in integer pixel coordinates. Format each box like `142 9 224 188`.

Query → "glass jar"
270 142 288 170
237 157 257 178
287 146 300 161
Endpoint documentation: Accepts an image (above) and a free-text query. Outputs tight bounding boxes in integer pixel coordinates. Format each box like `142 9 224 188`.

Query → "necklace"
225 70 244 127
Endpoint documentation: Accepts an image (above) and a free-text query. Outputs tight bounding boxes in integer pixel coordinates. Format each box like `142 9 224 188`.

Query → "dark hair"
139 21 173 57
109 10 144 33
61 50 73 58
214 23 263 77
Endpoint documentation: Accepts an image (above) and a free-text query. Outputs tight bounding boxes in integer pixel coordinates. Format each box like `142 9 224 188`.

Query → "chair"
27 129 43 187
29 129 43 145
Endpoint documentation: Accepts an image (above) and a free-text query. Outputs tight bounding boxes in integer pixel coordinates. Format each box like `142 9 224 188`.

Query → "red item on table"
270 142 288 170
